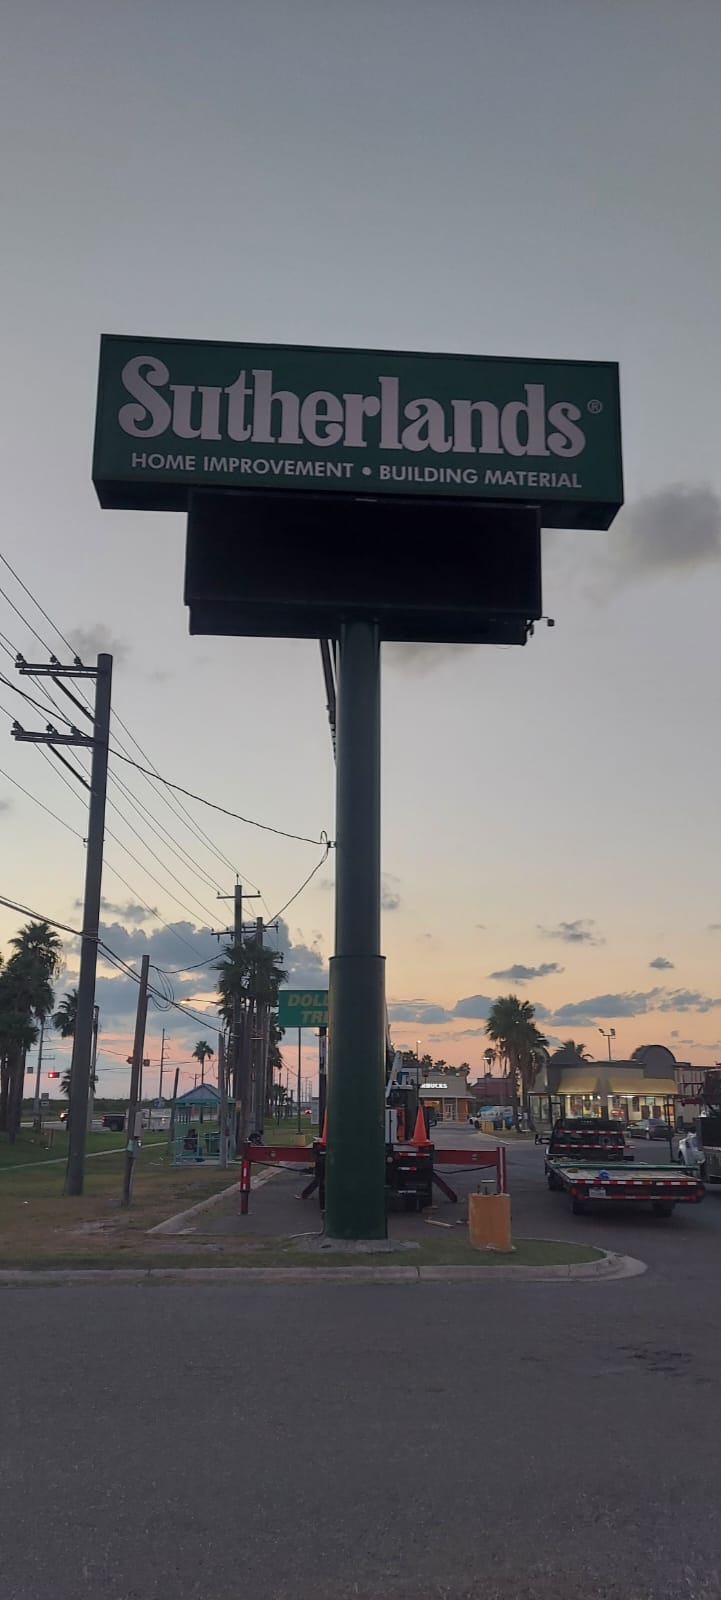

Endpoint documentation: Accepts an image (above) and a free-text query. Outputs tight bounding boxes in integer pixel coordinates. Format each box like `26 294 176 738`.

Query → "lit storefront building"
419 1069 474 1123
529 1044 680 1127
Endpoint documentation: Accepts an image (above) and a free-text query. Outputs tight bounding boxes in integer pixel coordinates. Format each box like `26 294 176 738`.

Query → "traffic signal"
47 1071 60 1079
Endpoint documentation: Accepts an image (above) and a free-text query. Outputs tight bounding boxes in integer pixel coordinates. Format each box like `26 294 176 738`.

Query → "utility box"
468 1192 512 1252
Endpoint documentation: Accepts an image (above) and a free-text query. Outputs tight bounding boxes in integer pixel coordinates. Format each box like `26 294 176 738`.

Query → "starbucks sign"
93 336 623 528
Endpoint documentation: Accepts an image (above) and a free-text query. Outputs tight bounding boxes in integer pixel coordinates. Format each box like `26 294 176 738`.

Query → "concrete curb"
0 1250 646 1287
147 1166 277 1235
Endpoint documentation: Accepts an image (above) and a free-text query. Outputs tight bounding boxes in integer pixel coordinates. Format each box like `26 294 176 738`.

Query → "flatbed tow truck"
546 1160 705 1216
544 1116 705 1216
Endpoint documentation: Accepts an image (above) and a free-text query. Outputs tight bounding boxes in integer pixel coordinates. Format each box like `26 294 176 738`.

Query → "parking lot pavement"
468 1126 721 1281
4 1267 721 1600
4 1120 721 1600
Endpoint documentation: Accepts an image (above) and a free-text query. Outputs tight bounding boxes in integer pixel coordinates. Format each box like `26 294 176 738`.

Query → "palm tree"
192 1039 215 1085
562 1039 590 1059
0 920 62 1140
216 935 287 1140
485 995 547 1126
53 989 78 1038
483 1047 497 1074
53 991 99 1102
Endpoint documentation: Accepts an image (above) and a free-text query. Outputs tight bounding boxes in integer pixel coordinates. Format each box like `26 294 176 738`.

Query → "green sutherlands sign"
93 336 622 528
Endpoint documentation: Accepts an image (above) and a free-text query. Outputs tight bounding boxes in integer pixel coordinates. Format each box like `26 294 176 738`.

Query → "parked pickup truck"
544 1117 632 1184
545 1158 705 1217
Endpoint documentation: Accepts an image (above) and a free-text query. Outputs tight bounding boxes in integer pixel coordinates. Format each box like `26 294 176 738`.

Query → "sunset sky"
2 0 720 1096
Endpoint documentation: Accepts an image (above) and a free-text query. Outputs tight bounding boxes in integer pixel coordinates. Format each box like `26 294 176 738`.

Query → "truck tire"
547 1171 562 1191
652 1201 673 1217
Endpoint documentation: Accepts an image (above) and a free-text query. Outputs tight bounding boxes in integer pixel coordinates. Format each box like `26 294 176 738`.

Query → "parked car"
678 1130 705 1172
102 1113 126 1132
629 1118 670 1141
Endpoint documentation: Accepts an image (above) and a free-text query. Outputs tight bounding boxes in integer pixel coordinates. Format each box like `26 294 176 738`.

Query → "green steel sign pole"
325 619 387 1240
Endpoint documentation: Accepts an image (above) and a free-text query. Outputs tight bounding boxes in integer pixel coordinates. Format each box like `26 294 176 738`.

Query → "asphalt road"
3 1132 721 1600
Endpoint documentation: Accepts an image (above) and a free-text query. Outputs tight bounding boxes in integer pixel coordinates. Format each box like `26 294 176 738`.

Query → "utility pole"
12 652 112 1194
158 1028 166 1100
122 954 150 1206
325 620 386 1240
87 1005 99 1133
167 1065 180 1160
252 915 265 1137
32 1021 45 1133
215 883 259 1153
218 1031 228 1168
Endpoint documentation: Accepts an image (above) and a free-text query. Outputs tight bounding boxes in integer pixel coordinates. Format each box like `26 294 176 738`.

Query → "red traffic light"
47 1071 60 1079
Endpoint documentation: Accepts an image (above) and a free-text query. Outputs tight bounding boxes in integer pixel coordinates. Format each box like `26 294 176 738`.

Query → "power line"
103 793 219 924
269 844 332 923
99 946 220 1033
0 672 79 729
0 552 260 887
108 712 244 881
109 749 330 846
106 766 226 895
0 894 86 940
103 823 219 928
7 751 216 967
0 553 81 663
0 579 49 653
100 863 212 963
0 890 219 1034
1 556 330 949
150 954 219 976
0 763 85 841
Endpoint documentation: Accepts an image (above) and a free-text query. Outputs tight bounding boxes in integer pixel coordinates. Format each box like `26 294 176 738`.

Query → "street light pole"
599 1028 616 1063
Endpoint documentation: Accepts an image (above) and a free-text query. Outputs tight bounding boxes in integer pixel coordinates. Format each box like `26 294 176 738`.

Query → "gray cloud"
655 989 721 1014
0 796 11 813
388 1000 451 1024
61 912 329 1033
75 897 157 924
610 484 721 581
709 925 721 933
540 919 603 946
649 956 675 970
489 962 564 983
551 988 721 1026
69 623 129 664
451 994 495 1020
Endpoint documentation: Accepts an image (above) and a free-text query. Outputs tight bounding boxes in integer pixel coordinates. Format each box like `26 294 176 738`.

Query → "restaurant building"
529 1044 679 1127
419 1068 475 1123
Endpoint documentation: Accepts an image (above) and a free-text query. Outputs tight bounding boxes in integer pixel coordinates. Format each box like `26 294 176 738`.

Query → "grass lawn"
253 1237 602 1269
0 1129 133 1169
259 1123 319 1145
0 1135 236 1268
0 1126 599 1274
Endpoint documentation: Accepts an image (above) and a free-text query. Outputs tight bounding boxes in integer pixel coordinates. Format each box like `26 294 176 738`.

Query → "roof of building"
176 1083 220 1105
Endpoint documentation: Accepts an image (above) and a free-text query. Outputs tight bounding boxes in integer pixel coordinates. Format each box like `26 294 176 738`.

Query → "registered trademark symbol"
587 398 603 414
